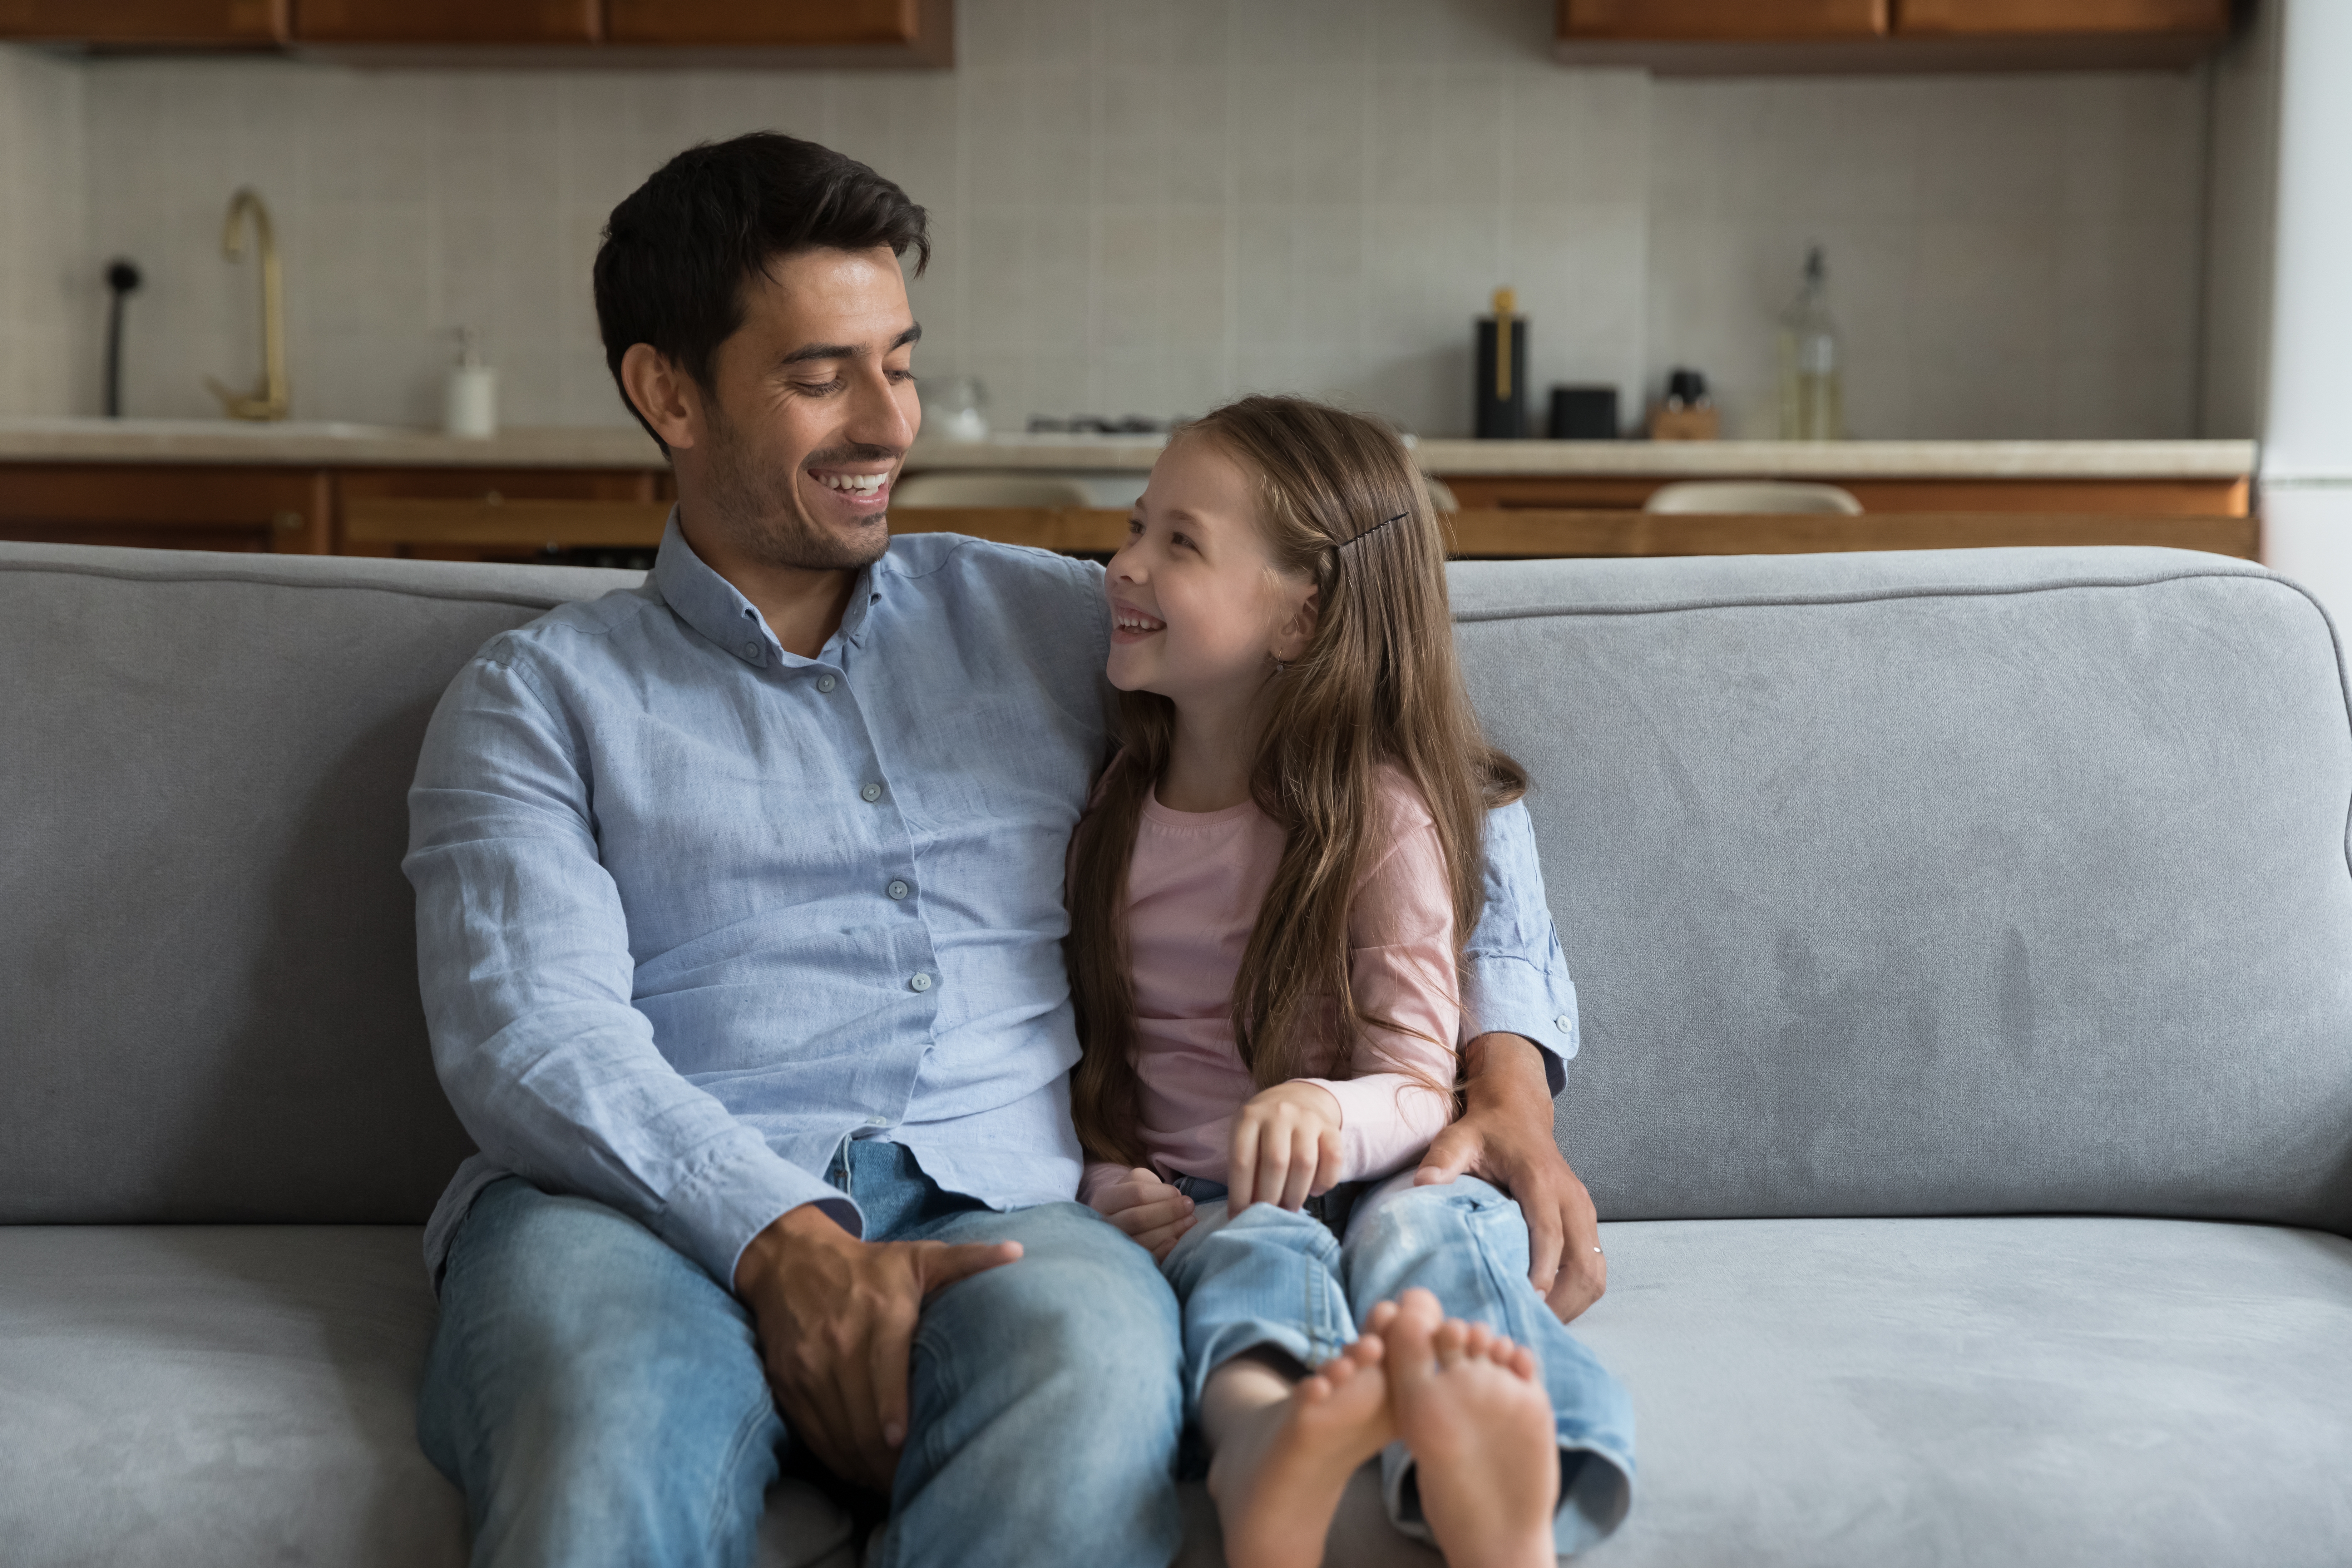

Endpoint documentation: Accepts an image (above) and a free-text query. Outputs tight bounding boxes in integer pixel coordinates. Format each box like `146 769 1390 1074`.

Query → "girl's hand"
1090 1167 1197 1260
1228 1082 1344 1213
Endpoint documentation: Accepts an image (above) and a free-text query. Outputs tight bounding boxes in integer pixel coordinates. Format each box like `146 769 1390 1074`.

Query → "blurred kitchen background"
15 0 2352 614
0 0 2279 440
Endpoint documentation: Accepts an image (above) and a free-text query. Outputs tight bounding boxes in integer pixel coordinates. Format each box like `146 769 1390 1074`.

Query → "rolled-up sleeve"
1462 798 1578 1098
404 644 855 1287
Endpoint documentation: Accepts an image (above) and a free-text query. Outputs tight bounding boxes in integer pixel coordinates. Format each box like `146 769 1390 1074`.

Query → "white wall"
2245 0 2352 627
3 0 2213 439
0 45 88 416
1650 72 2205 440
2254 0 2352 482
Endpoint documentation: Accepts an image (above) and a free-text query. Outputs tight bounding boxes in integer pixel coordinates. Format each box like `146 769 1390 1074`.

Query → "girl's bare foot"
1377 1288 1560 1568
1204 1336 1398 1568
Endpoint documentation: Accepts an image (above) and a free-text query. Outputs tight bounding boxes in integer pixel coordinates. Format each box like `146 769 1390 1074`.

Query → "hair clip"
1338 512 1407 551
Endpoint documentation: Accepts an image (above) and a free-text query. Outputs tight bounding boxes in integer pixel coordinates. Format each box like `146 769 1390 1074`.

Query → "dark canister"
1548 384 1618 440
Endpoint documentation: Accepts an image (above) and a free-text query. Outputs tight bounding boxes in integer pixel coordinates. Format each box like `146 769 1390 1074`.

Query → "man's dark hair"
593 132 930 450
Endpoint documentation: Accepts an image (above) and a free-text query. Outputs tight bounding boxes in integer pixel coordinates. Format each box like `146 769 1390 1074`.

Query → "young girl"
1067 397 1635 1568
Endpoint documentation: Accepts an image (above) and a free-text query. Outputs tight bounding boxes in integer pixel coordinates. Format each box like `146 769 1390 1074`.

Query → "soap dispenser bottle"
445 326 499 440
1476 287 1527 439
1777 247 1842 441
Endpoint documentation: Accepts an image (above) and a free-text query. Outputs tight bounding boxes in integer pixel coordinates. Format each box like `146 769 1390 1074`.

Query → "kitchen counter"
0 419 666 469
0 421 2255 482
903 435 2257 480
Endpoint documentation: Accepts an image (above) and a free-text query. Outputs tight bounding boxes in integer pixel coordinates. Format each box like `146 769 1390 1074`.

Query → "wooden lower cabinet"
896 506 2259 562
0 465 332 553
1436 475 2252 518
0 463 2257 565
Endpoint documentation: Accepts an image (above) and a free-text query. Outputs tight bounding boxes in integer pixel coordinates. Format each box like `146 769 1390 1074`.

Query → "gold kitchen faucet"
204 187 290 421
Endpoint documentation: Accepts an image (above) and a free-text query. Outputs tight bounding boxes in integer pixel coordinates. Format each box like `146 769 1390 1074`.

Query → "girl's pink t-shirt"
1078 769 1460 1207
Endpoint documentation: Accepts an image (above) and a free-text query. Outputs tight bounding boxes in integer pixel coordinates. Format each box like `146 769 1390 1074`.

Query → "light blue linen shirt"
407 517 1579 1288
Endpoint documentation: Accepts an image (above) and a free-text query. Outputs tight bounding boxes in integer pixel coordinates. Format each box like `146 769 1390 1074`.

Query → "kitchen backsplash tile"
0 45 87 417
0 0 2209 439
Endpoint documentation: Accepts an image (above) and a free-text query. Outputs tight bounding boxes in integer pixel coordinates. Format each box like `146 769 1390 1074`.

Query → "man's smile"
805 463 895 516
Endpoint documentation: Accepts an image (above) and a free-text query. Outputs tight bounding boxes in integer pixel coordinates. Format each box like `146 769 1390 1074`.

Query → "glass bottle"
1778 246 1842 441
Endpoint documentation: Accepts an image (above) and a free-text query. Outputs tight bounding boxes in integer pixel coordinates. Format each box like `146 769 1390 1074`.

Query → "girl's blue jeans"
1163 1169 1638 1555
415 1141 1184 1568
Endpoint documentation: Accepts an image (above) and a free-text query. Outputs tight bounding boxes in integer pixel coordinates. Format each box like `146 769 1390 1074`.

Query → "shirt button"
817 674 838 693
909 972 933 993
861 782 883 803
887 879 910 900
865 1115 888 1128
741 639 760 659
1555 1015 1573 1033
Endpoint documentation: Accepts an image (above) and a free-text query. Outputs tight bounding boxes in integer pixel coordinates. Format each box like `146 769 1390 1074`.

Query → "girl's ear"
1271 582 1320 664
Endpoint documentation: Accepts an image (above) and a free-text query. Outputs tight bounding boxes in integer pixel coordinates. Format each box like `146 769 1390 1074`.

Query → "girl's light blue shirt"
406 518 1578 1288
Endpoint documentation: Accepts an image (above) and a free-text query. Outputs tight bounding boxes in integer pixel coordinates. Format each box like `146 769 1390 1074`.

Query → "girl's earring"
1271 655 1288 676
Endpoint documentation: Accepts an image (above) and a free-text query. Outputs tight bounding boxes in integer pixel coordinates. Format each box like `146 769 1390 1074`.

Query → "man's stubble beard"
702 398 893 573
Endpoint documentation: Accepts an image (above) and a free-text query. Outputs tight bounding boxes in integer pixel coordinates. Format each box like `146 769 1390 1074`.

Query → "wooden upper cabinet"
1556 0 2230 66
291 0 598 44
1893 0 2229 35
606 0 915 46
3 0 952 59
1560 0 1888 40
0 0 287 43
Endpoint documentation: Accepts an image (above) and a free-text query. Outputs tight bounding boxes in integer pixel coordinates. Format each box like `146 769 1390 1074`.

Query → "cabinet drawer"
335 468 666 560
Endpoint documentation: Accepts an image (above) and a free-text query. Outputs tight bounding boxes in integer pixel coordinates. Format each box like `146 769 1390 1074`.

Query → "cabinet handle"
273 511 304 532
485 490 504 506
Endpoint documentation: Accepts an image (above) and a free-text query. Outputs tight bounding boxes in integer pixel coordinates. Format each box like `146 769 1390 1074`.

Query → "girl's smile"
1109 598 1166 643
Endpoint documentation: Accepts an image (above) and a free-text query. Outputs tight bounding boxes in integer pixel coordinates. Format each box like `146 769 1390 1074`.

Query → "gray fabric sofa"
4 537 2348 1568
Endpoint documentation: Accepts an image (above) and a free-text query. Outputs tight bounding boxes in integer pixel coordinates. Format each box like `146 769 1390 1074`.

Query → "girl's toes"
1432 1320 1469 1368
1364 1299 1400 1335
1395 1287 1445 1333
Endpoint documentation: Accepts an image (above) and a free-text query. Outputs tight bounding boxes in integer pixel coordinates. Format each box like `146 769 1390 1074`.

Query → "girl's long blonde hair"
1065 395 1527 1169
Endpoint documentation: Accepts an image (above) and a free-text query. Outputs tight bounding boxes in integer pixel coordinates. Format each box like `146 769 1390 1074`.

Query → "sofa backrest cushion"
0 543 640 1225
8 541 2350 1234
1452 548 2352 1235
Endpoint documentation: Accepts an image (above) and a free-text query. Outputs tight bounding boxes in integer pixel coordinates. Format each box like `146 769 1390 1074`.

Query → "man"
407 132 1609 1568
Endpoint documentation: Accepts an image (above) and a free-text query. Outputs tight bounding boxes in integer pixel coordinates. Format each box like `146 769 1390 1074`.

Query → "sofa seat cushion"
1571 1216 2352 1566
0 1226 851 1568
9 1217 2346 1567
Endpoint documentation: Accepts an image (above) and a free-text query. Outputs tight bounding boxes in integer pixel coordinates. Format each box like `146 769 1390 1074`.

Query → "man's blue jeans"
416 1141 1184 1568
1162 1171 1638 1555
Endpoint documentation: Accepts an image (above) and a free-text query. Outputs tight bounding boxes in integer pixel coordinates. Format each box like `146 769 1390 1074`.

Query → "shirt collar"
649 508 886 667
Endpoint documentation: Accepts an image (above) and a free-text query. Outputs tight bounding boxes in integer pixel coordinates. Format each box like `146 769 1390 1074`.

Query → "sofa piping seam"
0 557 606 614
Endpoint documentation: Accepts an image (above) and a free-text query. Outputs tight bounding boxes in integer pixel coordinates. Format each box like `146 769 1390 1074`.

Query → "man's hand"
1415 1032 1607 1322
1088 1167 1197 1260
733 1204 1020 1492
1228 1080 1344 1212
